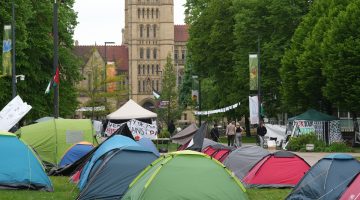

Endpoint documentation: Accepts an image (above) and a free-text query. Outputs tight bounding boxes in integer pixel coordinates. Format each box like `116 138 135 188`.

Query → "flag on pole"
45 66 60 94
1 25 12 76
153 89 160 99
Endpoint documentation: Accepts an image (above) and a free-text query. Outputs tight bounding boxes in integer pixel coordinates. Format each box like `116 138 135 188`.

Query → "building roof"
74 45 129 72
174 25 189 42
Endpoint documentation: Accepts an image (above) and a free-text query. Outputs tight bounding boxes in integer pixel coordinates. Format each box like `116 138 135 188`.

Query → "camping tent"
202 138 219 150
202 144 234 162
224 145 270 180
286 154 360 200
18 119 97 168
0 131 53 191
76 135 159 200
122 151 249 200
137 137 160 157
107 99 157 121
186 123 207 151
59 142 94 168
288 109 342 144
171 123 198 145
243 151 310 188
339 172 360 200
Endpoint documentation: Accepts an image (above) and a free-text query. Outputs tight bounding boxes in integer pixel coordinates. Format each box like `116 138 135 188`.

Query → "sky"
73 0 186 45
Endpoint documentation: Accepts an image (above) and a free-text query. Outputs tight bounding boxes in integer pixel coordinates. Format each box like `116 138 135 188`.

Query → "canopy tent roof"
288 109 338 122
170 123 198 145
107 99 157 120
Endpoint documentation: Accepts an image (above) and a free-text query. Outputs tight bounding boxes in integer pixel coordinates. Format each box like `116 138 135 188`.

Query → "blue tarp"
0 133 53 191
59 143 94 167
78 135 157 190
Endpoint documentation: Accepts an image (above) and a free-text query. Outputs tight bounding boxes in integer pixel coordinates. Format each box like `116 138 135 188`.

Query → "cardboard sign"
0 95 32 131
127 119 158 140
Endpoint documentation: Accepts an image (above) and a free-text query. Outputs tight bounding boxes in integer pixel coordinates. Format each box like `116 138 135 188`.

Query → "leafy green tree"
322 0 360 125
0 0 81 122
156 55 182 124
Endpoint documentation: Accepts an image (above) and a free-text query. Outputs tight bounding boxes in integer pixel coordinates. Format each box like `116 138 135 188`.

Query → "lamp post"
53 0 59 118
192 75 201 126
104 41 115 94
11 0 16 99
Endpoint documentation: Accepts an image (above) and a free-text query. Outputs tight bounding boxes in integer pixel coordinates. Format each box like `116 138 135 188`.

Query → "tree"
0 0 81 121
322 0 360 129
156 55 182 125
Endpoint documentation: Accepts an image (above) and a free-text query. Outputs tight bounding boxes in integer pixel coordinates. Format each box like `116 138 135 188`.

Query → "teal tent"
0 131 53 191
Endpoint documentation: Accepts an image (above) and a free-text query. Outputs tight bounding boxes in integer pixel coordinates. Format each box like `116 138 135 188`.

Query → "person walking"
210 124 220 142
167 120 175 137
226 121 236 146
257 122 267 148
235 124 243 147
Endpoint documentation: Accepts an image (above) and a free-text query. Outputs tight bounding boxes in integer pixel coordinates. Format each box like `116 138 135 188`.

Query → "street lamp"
192 75 201 126
11 0 16 99
104 42 115 94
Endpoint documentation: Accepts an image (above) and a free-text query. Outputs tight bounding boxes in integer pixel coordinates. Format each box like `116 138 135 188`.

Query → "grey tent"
286 154 360 200
187 123 207 152
202 138 219 151
223 145 270 180
171 123 198 145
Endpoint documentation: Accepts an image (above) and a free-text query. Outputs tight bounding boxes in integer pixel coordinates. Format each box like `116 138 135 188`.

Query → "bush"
158 128 170 138
287 133 353 152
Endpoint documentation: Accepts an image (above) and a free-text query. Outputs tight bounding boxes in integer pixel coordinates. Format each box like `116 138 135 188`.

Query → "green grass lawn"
219 136 257 144
0 177 79 200
0 176 290 200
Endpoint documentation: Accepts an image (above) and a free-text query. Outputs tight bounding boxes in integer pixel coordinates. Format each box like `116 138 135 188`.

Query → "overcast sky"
73 0 186 45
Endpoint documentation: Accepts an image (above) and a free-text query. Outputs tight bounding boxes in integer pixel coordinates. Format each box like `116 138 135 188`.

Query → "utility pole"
53 0 59 118
257 37 261 124
11 0 16 99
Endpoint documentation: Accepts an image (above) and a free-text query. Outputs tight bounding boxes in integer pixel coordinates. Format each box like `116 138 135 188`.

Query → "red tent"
243 151 310 188
339 173 360 200
202 144 234 163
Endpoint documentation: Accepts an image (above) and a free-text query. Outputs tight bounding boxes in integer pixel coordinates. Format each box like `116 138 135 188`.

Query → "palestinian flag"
45 67 60 94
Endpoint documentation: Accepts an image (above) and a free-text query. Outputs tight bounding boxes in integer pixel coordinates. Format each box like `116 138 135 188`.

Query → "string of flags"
194 102 241 116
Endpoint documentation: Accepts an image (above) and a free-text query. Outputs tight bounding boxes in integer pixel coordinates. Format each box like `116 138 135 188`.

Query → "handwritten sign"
0 95 32 131
104 122 123 136
127 119 158 140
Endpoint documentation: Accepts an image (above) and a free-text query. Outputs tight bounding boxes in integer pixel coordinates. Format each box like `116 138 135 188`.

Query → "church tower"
124 0 174 108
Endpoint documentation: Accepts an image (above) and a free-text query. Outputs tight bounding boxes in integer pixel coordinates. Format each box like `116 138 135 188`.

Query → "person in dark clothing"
210 124 220 142
257 122 267 148
167 120 175 136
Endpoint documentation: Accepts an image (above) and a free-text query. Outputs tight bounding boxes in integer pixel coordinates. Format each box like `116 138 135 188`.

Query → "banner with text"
104 122 123 136
2 25 12 76
0 95 32 131
127 119 158 140
249 96 259 124
249 54 258 91
194 102 240 116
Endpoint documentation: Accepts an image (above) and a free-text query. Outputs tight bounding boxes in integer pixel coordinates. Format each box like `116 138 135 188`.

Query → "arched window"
140 24 143 37
146 48 150 59
138 8 141 18
147 65 150 74
138 65 141 74
152 65 154 74
143 80 146 92
146 25 150 38
156 80 159 91
152 80 154 89
142 8 145 18
147 8 149 18
156 65 159 75
140 48 144 59
156 8 159 18
151 8 154 18
153 48 157 59
153 24 157 37
143 65 145 74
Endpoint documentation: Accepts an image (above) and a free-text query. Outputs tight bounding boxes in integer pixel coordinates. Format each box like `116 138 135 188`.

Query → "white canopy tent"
107 99 157 120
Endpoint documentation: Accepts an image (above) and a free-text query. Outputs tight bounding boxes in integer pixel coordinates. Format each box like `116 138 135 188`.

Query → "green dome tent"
18 119 97 168
122 150 248 200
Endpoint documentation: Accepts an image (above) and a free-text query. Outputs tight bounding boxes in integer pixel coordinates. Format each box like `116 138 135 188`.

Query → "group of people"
210 121 268 148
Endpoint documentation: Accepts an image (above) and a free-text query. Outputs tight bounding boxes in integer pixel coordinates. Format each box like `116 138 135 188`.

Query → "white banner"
194 102 241 116
104 122 123 136
0 95 32 131
249 96 259 124
127 119 158 140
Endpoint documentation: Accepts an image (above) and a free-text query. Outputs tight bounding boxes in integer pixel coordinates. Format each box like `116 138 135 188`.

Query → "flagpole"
257 37 261 124
53 0 59 118
11 0 16 99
